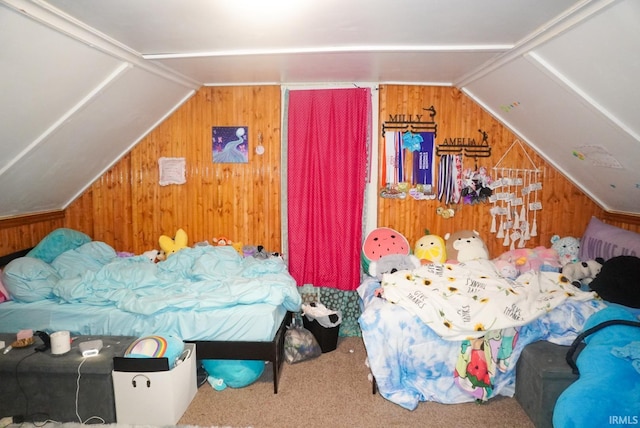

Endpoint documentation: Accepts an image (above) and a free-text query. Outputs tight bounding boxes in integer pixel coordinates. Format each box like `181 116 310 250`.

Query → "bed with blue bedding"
0 229 302 393
358 259 605 410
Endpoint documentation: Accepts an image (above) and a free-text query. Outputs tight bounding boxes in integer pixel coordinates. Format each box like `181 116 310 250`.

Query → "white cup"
50 330 71 355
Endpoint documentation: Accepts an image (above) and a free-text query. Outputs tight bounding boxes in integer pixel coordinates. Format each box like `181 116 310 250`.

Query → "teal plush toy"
201 359 265 390
553 306 640 428
550 234 581 267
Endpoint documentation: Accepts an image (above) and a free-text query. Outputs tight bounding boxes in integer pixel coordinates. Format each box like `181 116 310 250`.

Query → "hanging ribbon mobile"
489 140 541 248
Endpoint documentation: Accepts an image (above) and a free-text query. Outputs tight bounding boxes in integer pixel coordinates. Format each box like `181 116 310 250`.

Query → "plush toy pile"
493 246 560 276
362 227 623 297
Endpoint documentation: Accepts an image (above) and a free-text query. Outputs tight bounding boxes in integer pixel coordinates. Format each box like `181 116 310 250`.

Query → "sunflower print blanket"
380 259 596 341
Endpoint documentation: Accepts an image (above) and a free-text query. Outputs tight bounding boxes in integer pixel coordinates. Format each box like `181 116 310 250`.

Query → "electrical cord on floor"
13 350 39 423
32 418 62 427
12 350 66 425
7 352 106 426
75 357 105 425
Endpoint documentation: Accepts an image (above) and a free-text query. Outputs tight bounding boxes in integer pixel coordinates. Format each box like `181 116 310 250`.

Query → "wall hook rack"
436 128 492 164
382 106 437 137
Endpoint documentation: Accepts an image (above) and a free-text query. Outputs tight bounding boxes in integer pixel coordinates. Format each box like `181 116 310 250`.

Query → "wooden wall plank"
0 211 64 229
3 84 640 260
377 85 609 257
63 85 283 255
0 212 65 255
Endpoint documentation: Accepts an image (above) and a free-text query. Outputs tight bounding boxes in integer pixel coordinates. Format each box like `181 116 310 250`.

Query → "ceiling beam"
2 0 201 88
454 0 616 88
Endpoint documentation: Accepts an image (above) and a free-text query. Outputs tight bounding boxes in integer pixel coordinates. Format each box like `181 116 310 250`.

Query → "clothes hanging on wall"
383 131 404 185
410 132 436 199
437 154 463 205
381 131 436 199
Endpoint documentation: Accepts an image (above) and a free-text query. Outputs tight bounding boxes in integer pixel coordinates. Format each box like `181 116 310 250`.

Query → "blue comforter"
3 242 301 316
358 276 605 410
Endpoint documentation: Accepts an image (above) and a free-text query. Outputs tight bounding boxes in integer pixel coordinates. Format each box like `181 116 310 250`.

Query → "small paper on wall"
158 157 186 186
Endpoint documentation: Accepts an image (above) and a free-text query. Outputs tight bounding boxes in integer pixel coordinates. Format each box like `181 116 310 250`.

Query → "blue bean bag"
201 359 265 391
553 306 640 428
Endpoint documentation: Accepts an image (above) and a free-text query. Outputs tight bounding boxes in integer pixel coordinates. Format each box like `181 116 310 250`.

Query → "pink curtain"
287 88 370 291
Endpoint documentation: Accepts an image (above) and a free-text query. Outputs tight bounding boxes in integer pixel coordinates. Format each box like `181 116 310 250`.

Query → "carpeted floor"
6 425 207 428
5 337 534 428
178 336 535 428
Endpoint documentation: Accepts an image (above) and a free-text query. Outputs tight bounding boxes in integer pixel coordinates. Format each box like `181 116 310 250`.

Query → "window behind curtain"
286 88 371 291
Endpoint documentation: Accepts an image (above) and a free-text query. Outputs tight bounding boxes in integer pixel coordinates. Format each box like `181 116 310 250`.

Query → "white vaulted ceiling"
1 0 638 218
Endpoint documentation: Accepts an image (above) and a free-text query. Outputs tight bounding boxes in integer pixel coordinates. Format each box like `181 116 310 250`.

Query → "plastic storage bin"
112 343 197 425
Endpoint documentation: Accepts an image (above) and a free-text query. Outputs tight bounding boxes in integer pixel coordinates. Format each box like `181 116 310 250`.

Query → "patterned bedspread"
358 268 605 410
380 259 596 340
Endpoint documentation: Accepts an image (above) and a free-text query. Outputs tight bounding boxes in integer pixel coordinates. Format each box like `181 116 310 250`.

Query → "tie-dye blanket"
358 267 605 410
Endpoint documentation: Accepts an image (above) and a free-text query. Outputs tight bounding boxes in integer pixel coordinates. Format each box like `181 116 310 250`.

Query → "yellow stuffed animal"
159 228 188 257
414 231 447 264
231 241 243 255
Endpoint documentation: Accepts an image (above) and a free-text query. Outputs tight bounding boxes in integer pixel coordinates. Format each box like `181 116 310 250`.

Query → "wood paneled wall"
0 211 65 256
377 85 610 257
2 84 639 258
64 85 284 254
